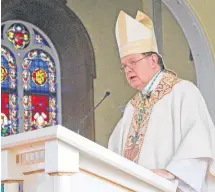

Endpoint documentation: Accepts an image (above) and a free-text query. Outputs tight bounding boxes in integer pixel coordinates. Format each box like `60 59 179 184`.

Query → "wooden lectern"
1 125 177 192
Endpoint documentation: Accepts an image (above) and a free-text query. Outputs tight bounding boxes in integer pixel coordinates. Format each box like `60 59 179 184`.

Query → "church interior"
1 0 215 191
1 0 215 147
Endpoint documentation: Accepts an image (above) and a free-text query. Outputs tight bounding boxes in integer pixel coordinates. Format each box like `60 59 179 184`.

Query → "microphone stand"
77 91 110 134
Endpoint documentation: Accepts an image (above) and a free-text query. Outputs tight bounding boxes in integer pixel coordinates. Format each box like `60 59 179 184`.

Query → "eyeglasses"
120 55 148 72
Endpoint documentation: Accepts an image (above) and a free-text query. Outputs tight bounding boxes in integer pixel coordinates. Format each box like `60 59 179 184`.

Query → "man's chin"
129 82 143 91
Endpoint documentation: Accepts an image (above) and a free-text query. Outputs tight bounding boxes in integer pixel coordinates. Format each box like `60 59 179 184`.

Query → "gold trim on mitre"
135 10 153 30
115 10 158 58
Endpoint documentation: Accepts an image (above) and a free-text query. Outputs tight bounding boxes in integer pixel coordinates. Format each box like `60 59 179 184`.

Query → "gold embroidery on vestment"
123 71 181 162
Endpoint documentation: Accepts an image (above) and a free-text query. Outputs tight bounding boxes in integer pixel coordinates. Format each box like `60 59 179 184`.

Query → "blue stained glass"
30 59 50 93
33 30 49 47
22 50 56 94
1 47 17 91
1 56 10 90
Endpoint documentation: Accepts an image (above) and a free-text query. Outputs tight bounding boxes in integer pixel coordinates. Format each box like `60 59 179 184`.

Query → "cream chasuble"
108 71 215 192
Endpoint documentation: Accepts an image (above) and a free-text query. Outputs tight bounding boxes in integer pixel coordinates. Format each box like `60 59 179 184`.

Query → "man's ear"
151 54 159 69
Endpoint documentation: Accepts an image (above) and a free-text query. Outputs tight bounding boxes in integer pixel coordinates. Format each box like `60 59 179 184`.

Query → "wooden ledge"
48 172 75 176
23 169 45 175
1 180 23 184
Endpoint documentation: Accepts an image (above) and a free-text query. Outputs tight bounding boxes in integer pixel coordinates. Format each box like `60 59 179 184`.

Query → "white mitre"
115 10 159 58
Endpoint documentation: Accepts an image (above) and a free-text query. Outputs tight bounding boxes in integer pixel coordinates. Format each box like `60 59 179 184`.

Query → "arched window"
1 21 61 136
1 46 18 136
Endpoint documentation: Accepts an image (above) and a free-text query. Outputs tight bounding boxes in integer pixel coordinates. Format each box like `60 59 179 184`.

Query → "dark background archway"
2 0 96 140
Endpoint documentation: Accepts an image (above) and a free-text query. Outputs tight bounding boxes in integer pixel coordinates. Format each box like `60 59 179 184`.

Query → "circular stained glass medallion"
7 23 30 49
32 68 47 86
1 66 7 83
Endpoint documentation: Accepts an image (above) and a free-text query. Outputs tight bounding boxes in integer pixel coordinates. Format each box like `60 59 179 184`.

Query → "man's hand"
151 169 176 180
151 169 183 192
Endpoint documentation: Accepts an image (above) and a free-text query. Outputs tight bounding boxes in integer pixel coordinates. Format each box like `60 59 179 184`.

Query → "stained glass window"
1 21 59 136
7 23 30 49
1 47 18 136
22 50 57 131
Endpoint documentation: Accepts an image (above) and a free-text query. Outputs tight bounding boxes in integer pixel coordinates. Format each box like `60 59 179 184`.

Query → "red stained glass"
7 24 30 49
1 93 9 116
31 95 49 130
1 94 10 136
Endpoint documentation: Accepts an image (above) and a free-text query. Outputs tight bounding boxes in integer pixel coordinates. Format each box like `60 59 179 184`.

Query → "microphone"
77 91 111 133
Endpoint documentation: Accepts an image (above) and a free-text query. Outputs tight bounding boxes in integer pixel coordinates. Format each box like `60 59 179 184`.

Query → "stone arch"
162 0 215 123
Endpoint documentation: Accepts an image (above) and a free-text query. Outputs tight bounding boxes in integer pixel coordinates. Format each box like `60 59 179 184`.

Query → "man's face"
121 53 156 90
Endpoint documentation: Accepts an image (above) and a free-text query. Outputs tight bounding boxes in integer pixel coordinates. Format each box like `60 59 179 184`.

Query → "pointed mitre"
115 10 158 58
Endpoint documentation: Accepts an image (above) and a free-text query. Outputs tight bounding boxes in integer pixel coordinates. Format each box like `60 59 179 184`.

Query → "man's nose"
124 65 132 73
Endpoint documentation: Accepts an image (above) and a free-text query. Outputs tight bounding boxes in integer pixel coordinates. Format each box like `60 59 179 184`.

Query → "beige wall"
67 0 142 147
67 0 213 147
161 3 196 83
143 0 196 84
187 0 215 62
